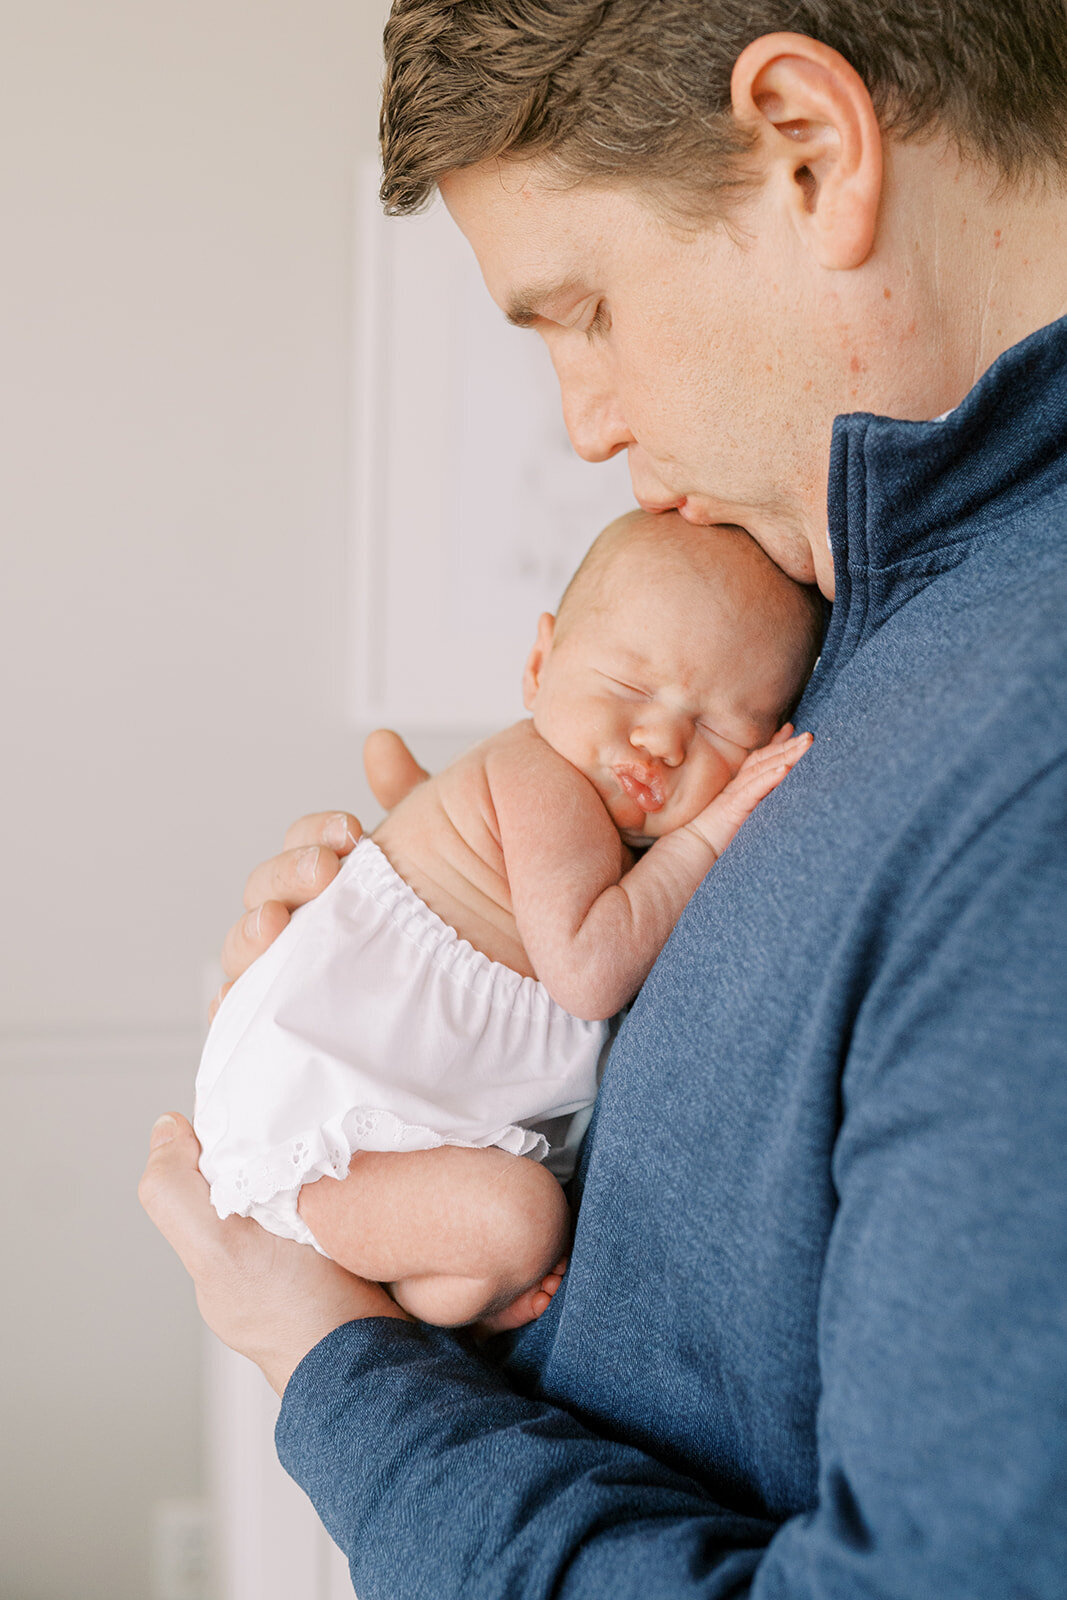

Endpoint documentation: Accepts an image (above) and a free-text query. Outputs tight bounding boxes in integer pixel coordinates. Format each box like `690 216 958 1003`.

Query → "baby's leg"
296 1145 571 1327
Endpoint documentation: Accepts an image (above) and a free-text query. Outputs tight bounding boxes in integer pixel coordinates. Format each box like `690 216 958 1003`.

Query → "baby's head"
523 511 823 844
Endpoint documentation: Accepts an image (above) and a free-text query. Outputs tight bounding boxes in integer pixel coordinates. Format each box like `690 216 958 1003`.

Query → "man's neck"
890 139 1067 411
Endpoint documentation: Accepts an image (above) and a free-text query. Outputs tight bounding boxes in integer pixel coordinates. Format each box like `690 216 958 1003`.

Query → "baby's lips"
614 763 666 813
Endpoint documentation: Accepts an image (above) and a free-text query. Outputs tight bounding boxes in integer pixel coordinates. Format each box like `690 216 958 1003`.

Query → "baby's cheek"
688 748 734 813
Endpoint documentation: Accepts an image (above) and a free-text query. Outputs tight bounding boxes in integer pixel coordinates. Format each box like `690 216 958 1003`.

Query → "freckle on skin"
803 379 813 391
994 229 1002 249
849 354 862 373
883 287 892 300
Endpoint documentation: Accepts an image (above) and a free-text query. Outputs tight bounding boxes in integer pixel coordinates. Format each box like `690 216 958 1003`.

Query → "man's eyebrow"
504 275 585 329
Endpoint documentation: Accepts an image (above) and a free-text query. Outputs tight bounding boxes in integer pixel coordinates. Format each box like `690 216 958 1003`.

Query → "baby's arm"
489 728 811 1021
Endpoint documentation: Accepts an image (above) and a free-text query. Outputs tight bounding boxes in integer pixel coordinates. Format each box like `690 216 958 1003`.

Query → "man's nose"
630 719 687 767
547 338 634 463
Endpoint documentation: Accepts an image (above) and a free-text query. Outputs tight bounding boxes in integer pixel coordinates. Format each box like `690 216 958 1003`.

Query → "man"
141 3 1067 1594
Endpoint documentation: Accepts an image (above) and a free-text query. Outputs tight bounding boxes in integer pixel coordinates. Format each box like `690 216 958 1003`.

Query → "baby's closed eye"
595 669 650 700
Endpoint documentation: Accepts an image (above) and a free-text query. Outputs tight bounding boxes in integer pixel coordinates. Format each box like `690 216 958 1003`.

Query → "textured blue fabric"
276 317 1067 1598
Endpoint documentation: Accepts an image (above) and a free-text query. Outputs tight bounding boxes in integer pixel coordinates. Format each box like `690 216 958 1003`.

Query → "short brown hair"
380 0 1067 216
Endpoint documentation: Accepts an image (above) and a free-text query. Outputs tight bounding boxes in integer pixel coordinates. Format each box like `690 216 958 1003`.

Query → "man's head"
381 1 1067 221
522 510 823 844
381 3 1067 599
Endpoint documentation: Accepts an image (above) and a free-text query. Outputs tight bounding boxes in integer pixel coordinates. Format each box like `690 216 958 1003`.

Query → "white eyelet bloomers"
194 838 611 1253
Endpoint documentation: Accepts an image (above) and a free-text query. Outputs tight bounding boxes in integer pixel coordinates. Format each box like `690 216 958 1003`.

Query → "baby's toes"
476 1261 569 1336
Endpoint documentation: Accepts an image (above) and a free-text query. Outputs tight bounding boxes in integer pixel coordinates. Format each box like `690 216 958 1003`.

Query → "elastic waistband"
346 837 600 1031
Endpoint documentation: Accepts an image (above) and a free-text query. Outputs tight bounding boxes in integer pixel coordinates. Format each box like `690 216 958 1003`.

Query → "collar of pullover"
820 312 1067 670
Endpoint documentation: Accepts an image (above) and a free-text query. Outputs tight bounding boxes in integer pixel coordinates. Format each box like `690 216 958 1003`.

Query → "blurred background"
0 2 630 1595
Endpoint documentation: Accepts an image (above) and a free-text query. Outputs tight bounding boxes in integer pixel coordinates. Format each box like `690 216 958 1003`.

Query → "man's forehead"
440 163 615 305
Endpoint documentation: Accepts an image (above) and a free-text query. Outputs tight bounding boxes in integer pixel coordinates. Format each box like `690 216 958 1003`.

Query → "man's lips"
637 495 687 515
636 495 720 527
614 763 666 813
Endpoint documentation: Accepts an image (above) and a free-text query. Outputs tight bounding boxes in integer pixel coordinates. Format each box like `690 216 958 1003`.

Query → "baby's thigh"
297 1145 568 1276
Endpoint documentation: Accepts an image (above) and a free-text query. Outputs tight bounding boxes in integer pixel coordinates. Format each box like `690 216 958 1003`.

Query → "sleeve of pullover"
276 758 1067 1599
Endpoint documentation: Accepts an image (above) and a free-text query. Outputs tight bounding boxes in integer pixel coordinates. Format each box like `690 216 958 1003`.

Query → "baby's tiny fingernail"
151 1114 177 1149
297 846 320 886
244 906 263 942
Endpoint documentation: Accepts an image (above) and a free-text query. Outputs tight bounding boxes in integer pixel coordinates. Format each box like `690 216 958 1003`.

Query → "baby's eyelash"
600 674 647 698
698 722 750 756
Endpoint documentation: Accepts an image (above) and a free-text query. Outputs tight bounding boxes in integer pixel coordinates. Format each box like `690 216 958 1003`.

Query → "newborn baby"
195 512 822 1331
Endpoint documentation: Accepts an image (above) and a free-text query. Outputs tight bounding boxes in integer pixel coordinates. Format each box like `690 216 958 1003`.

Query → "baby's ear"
522 612 556 710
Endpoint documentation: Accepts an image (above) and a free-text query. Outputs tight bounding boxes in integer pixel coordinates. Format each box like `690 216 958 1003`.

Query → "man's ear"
522 612 556 711
730 32 883 270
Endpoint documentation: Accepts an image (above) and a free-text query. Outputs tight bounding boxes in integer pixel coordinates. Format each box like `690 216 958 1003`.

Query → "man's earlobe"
522 612 555 711
730 32 883 270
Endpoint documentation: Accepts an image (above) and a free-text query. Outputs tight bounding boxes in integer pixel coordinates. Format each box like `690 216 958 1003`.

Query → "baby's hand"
686 726 812 860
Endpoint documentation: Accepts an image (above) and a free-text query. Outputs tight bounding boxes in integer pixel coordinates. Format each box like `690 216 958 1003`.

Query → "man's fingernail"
151 1114 177 1149
297 846 320 886
324 814 349 850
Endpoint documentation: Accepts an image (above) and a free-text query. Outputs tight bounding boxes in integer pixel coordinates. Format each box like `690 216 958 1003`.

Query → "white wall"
0 4 468 1594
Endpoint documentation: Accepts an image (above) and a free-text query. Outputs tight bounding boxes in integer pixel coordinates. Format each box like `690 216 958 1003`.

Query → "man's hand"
138 1113 411 1395
212 731 429 1019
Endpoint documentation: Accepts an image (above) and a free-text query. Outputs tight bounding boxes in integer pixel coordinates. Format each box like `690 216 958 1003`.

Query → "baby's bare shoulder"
481 719 586 789
485 721 625 877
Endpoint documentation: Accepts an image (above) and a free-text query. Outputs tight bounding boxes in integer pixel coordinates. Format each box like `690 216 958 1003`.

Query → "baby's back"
371 723 541 977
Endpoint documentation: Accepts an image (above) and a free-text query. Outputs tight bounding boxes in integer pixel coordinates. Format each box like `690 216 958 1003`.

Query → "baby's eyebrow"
601 647 652 677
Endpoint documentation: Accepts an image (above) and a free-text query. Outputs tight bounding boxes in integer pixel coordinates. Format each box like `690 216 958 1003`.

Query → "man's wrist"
261 1302 415 1397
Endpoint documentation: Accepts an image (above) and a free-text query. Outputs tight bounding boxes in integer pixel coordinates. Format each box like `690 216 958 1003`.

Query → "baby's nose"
630 720 686 767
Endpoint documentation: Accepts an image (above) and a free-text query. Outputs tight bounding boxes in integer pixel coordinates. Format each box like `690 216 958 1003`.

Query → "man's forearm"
276 1318 776 1600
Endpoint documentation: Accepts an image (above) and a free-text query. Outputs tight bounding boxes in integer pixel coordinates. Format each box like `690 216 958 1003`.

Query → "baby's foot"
476 1257 569 1336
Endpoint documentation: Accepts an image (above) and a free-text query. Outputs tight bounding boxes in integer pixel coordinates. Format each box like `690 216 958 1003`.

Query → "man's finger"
221 898 291 980
242 844 342 914
137 1112 230 1278
208 981 233 1023
363 729 430 811
281 811 363 855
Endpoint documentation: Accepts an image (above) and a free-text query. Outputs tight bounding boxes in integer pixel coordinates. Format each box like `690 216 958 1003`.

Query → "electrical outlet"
151 1497 214 1600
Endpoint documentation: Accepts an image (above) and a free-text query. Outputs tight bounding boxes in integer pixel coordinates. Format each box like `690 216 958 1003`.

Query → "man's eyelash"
585 301 611 339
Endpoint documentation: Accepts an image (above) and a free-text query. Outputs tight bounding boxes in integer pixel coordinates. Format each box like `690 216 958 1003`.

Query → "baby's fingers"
694 733 811 857
742 729 812 773
731 731 812 795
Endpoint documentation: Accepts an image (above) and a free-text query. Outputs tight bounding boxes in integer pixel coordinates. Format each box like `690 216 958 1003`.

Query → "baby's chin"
605 777 719 846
